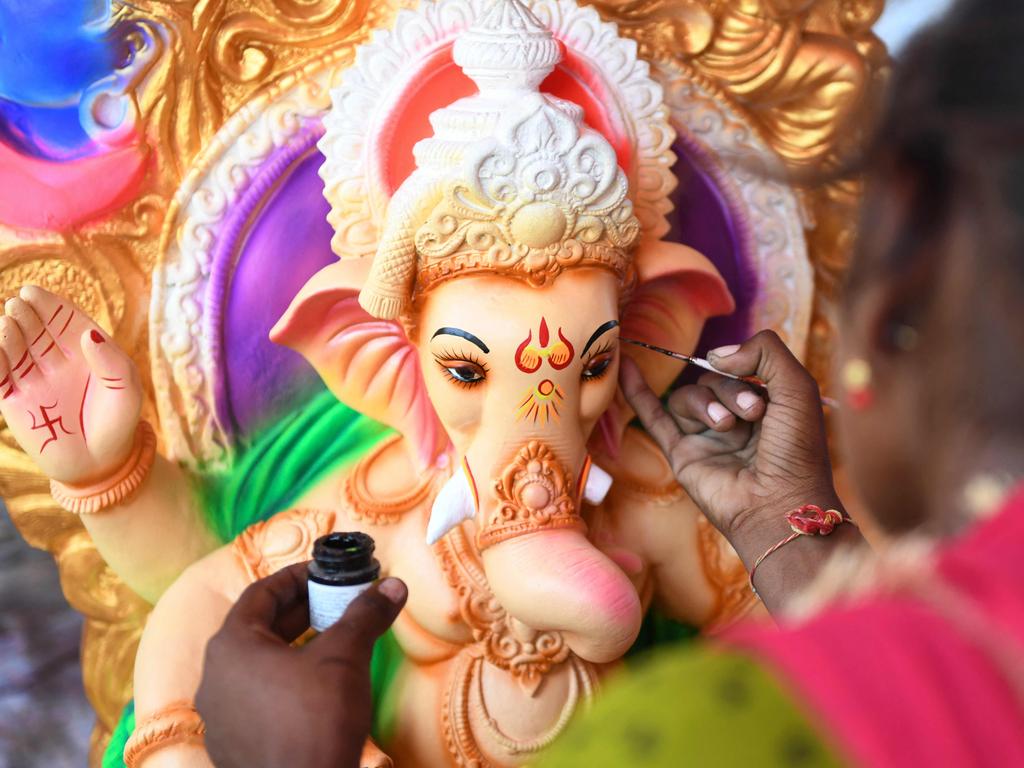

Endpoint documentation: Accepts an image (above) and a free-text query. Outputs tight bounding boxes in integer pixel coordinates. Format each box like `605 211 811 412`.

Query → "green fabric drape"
102 702 135 768
196 391 393 543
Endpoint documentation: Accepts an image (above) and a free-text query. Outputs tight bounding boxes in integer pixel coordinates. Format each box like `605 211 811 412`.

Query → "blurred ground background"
0 503 93 768
0 1 952 765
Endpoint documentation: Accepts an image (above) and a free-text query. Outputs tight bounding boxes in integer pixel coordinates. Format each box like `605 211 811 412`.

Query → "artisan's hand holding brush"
618 330 859 615
620 337 839 409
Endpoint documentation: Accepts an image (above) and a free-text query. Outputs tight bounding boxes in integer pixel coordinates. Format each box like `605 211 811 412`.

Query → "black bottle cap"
308 532 380 586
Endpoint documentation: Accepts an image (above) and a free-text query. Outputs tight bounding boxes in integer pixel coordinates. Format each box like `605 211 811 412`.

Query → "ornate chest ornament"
436 524 600 766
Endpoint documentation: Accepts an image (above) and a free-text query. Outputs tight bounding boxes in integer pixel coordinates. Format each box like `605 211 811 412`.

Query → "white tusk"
583 462 613 505
426 466 477 545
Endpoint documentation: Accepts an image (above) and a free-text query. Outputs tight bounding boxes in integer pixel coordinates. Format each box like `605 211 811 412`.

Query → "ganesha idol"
0 1 786 766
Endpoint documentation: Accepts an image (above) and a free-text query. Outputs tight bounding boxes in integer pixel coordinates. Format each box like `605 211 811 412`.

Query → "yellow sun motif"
515 379 564 425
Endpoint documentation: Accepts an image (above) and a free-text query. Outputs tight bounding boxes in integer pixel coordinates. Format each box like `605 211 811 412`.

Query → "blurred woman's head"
837 0 1024 534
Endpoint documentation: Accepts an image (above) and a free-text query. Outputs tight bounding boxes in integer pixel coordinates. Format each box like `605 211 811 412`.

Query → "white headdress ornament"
358 0 640 319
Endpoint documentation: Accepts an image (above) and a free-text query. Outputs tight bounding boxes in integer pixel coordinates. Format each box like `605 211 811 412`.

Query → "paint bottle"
308 532 380 632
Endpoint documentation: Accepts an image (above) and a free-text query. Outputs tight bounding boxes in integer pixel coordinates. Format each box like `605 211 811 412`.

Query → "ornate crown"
358 0 641 319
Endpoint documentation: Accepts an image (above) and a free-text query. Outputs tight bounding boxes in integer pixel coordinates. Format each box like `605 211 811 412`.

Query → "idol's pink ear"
597 241 735 456
270 260 446 468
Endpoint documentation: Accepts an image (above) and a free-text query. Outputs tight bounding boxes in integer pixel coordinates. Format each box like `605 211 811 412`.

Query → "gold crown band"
414 240 633 295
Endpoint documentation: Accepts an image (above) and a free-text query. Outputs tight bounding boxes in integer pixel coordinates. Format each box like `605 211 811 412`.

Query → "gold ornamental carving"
0 1 887 764
589 0 889 388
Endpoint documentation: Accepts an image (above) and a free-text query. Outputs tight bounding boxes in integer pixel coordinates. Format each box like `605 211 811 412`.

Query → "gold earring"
841 358 874 411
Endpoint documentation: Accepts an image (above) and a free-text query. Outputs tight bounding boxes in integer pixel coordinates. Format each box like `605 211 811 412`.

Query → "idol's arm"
80 457 220 604
598 429 749 627
644 496 743 626
612 486 757 628
0 286 218 604
132 544 246 768
131 509 393 768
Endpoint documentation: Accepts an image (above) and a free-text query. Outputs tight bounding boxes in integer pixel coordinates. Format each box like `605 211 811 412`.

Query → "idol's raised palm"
0 286 142 485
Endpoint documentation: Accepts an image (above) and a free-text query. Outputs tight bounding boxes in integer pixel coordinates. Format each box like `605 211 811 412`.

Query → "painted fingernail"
90 330 104 344
378 578 406 604
710 344 741 358
737 391 761 411
708 402 730 423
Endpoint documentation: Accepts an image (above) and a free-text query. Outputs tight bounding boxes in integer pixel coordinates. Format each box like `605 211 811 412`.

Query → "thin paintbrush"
620 337 841 410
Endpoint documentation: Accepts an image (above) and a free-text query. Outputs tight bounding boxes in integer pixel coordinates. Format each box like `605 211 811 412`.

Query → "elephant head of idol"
271 0 734 663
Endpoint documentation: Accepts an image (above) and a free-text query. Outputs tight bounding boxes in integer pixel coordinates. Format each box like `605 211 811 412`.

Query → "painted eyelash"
434 347 488 389
584 341 616 361
582 342 616 381
582 362 613 382
433 347 489 371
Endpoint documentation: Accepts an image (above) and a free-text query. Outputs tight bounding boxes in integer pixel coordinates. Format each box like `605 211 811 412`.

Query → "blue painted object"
0 0 120 157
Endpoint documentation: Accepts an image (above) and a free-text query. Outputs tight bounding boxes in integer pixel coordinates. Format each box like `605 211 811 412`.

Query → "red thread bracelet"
749 505 854 599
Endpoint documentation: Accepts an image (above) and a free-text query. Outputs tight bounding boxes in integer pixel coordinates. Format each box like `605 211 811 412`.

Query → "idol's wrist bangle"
748 505 855 599
50 421 156 515
123 701 206 768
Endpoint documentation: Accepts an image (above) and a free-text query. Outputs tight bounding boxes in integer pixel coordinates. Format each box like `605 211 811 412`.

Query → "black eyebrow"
582 320 620 356
431 327 490 354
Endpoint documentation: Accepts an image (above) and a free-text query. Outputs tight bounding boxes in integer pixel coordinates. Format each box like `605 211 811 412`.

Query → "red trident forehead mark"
515 317 575 373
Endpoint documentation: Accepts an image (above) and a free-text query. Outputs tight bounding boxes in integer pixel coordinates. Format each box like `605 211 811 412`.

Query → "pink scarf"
724 486 1024 767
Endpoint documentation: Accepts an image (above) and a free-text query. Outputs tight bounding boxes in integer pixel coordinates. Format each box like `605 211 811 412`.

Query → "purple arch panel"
667 141 757 359
218 138 334 441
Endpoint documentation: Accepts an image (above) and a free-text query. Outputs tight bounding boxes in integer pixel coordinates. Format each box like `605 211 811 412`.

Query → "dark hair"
845 0 1024 429
849 0 1024 284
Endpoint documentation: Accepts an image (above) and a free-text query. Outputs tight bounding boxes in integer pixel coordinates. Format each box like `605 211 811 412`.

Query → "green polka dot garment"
538 648 845 767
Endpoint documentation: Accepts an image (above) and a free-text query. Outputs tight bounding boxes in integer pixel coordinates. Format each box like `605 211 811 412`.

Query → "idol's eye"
434 351 488 388
582 348 615 381
446 363 485 383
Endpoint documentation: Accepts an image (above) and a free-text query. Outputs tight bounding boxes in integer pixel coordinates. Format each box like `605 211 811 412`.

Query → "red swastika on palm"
29 402 73 453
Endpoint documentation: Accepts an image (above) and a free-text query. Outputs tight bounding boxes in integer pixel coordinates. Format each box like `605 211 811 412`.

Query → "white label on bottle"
308 579 373 633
